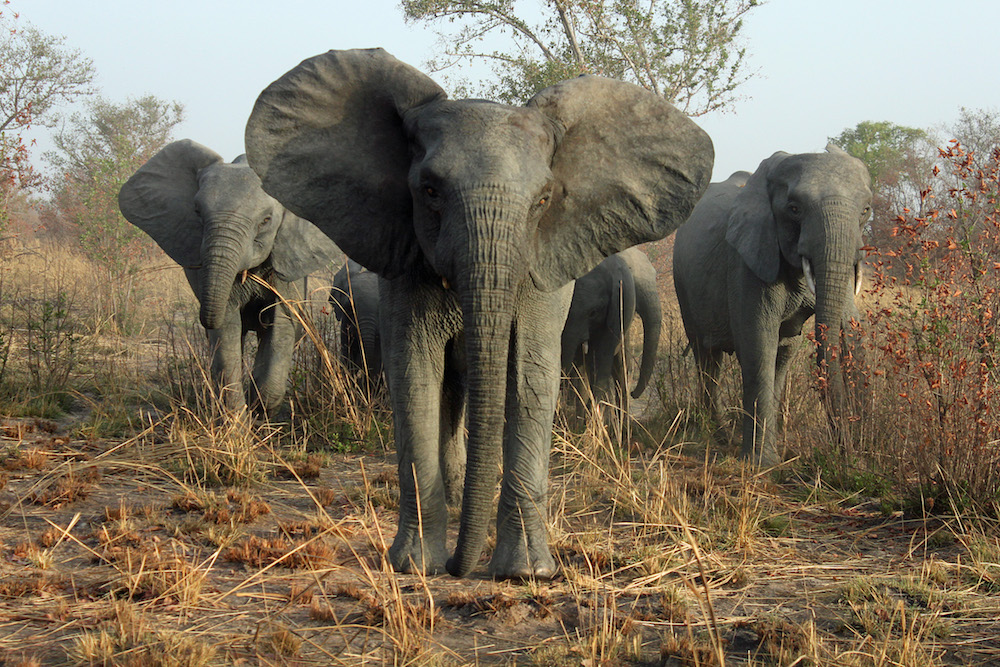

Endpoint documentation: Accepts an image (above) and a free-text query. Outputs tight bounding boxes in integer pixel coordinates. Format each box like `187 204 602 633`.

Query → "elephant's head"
244 49 713 576
726 145 872 368
119 140 340 330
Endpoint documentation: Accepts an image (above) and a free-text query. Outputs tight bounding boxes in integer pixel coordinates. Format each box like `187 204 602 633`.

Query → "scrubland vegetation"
4 2 1000 664
0 145 998 665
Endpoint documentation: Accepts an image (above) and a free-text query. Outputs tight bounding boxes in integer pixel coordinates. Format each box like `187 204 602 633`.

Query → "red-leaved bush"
857 141 1000 514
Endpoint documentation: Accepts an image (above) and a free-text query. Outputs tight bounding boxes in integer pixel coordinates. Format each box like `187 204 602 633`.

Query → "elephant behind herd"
120 47 873 579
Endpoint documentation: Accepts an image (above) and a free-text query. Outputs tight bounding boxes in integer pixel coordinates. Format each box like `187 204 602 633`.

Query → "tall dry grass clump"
838 142 1000 515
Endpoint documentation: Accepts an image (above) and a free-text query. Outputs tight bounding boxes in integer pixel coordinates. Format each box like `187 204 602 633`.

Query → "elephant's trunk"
446 192 523 578
631 273 662 399
810 200 862 412
199 215 253 330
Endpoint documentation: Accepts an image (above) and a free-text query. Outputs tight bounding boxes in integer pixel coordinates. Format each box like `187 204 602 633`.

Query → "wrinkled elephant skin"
673 147 872 466
119 140 340 415
245 49 714 578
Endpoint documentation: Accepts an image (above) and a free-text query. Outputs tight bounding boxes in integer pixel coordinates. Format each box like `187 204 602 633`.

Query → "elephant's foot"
489 531 556 580
388 530 450 575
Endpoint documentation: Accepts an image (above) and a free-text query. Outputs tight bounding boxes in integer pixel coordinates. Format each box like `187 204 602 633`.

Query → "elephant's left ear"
526 76 714 291
272 210 342 282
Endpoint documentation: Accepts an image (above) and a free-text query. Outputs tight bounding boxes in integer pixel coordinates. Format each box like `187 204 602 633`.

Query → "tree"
829 120 937 249
402 0 761 113
949 106 1000 163
0 5 95 231
47 95 184 330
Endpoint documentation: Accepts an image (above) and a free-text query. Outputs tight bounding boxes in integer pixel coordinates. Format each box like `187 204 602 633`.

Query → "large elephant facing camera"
561 247 661 421
245 48 713 579
673 147 872 467
119 140 339 414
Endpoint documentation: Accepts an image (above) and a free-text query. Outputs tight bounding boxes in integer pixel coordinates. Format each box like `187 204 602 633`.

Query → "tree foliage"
829 120 938 249
0 4 95 231
47 95 184 329
402 0 760 113
948 107 1000 165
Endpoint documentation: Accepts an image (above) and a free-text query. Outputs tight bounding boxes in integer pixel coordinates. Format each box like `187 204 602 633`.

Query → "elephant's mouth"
800 257 864 297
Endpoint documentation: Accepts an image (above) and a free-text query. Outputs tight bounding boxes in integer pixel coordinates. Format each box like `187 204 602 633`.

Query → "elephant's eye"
538 196 548 206
787 203 801 216
425 186 437 197
260 215 272 228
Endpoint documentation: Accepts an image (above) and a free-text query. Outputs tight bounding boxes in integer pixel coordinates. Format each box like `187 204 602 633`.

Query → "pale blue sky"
19 0 1000 181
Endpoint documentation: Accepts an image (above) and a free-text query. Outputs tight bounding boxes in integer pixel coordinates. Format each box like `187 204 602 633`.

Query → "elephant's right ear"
118 139 224 267
244 48 447 279
724 152 789 284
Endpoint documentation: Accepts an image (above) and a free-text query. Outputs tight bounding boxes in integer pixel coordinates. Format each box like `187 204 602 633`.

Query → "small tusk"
854 263 864 296
582 341 589 355
802 257 817 295
240 269 248 284
441 276 450 290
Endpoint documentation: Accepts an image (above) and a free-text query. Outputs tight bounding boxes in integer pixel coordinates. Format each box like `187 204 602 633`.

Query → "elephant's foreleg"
206 314 246 413
250 297 299 417
737 335 781 467
490 283 572 580
382 280 460 574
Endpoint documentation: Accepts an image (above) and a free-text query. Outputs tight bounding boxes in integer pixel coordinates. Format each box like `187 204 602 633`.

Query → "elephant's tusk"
802 258 817 295
240 269 248 285
441 276 451 290
582 341 589 355
854 263 864 296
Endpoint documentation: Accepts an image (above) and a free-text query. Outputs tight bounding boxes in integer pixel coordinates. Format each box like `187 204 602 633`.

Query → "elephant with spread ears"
561 247 661 424
118 139 340 416
244 48 713 579
672 146 872 467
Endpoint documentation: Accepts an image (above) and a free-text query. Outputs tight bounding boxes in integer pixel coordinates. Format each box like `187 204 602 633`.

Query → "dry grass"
0 238 998 664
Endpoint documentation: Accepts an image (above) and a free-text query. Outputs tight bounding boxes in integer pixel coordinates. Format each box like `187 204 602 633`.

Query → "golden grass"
0 239 998 664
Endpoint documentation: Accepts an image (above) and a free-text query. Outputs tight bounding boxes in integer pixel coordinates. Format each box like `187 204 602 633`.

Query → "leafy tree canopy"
46 95 184 328
402 0 761 113
829 120 929 186
1 5 95 226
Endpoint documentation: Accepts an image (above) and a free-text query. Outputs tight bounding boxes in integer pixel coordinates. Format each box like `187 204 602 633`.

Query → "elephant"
672 146 872 467
118 139 340 415
561 247 661 424
330 259 383 388
244 48 713 578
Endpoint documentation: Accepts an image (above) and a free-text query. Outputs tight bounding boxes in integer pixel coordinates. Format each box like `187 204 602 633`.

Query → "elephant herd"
119 48 872 579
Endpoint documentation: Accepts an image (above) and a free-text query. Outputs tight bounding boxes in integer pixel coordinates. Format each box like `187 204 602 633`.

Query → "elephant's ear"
244 48 447 279
526 75 714 291
725 152 790 284
271 210 342 282
118 139 224 267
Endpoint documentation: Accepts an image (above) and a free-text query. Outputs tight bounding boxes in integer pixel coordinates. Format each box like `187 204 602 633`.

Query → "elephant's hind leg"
440 337 467 508
694 345 724 426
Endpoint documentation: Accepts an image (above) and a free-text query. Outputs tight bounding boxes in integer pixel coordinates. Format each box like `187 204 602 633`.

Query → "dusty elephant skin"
561 247 662 419
244 48 713 579
118 140 340 415
672 146 873 468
